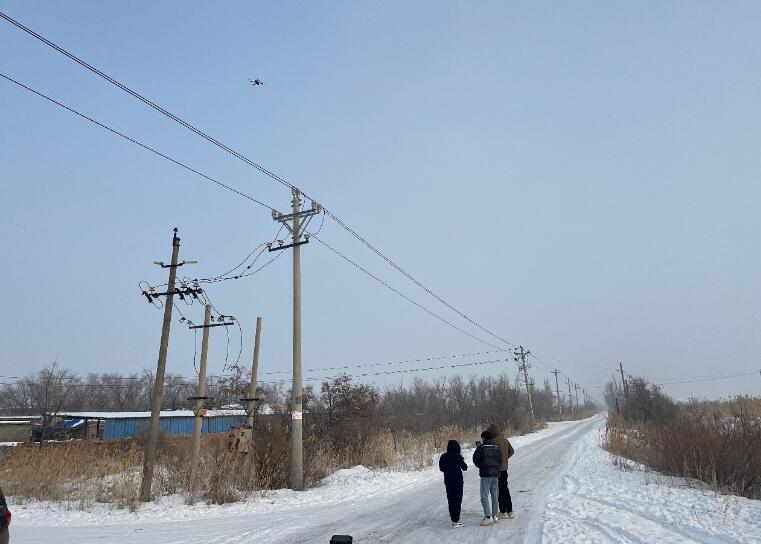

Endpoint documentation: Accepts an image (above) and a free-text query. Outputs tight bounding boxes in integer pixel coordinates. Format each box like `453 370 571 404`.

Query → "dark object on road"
0 484 10 544
330 536 352 543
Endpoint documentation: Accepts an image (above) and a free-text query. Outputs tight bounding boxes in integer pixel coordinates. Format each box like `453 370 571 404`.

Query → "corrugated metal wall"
103 415 246 439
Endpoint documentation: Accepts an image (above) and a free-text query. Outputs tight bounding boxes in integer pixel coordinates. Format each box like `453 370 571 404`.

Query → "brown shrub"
0 414 550 509
605 397 761 499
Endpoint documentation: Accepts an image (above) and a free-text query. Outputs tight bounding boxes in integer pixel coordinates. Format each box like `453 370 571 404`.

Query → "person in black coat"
438 439 468 527
472 430 502 524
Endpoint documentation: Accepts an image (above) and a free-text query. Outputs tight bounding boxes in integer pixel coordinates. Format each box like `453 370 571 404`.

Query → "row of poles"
136 187 599 500
138 188 318 502
514 345 590 420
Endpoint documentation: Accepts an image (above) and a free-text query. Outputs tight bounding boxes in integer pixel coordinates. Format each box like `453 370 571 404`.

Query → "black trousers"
498 471 513 513
445 481 463 522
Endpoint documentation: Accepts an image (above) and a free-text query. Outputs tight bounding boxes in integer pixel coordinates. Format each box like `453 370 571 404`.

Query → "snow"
9 415 757 543
543 422 761 544
7 417 594 543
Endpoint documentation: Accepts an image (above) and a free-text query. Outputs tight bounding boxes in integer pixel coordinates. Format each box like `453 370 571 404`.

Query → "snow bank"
543 424 761 544
9 416 583 528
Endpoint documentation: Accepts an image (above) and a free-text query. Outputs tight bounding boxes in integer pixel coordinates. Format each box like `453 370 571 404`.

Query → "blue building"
48 410 246 440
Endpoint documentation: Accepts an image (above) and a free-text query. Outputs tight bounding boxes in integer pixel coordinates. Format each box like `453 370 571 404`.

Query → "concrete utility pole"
185 306 234 502
246 317 263 431
140 228 180 502
139 230 201 502
271 187 321 491
567 378 574 412
188 304 212 503
619 362 629 399
514 346 534 420
574 383 580 409
552 369 562 416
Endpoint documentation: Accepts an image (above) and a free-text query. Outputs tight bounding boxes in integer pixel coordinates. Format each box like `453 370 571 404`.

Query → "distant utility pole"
567 377 574 412
514 346 534 420
574 383 580 409
139 228 200 502
186 305 235 503
244 316 263 432
619 362 629 400
552 369 562 416
271 187 321 491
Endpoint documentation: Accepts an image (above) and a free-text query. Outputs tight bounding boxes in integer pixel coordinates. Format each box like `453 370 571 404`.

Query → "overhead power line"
1 11 623 390
260 349 509 375
0 72 275 211
312 236 500 349
0 10 518 352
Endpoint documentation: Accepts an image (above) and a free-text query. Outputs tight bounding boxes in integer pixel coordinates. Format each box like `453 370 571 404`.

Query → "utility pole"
514 346 534 420
245 317 263 431
567 377 574 412
552 369 562 416
188 304 211 504
140 228 199 502
271 188 321 491
574 383 580 409
619 362 629 399
186 306 234 503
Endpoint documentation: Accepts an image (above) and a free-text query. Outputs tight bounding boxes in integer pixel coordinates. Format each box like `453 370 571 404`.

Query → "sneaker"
452 521 464 528
500 512 513 520
506 512 515 519
481 516 493 526
491 516 500 523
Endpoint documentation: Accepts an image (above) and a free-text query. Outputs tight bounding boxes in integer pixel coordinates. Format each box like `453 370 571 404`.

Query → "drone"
249 78 265 86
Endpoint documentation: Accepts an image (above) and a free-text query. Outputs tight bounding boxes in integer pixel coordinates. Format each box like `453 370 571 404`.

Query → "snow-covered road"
11 416 601 543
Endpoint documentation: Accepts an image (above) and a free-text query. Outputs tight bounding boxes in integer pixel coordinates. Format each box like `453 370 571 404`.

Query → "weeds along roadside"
604 389 761 500
0 412 565 510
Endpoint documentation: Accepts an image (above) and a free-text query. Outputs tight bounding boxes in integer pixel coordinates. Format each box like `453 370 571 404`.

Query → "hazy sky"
1 2 759 403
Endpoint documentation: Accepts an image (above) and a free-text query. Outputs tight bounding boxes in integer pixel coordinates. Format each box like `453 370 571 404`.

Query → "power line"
260 349 509 375
0 13 608 391
0 72 275 211
312 235 500 349
0 11 518 351
262 356 513 385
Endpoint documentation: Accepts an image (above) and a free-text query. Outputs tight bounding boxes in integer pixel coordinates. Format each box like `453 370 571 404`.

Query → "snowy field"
543 424 761 544
7 415 759 543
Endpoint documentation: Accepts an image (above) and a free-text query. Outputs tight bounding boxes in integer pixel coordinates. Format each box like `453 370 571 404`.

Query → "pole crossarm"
187 322 234 329
267 239 310 252
142 287 203 304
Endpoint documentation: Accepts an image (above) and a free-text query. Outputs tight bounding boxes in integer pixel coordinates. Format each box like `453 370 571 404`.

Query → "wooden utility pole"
514 346 534 420
188 304 212 503
245 316 263 430
140 228 181 502
552 369 562 416
567 378 574 412
271 188 321 491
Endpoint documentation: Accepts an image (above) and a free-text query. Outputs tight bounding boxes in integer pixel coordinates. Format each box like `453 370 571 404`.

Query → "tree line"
1 362 597 432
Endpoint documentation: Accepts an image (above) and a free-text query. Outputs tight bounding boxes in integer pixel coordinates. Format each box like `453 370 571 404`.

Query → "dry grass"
604 397 761 499
0 417 547 509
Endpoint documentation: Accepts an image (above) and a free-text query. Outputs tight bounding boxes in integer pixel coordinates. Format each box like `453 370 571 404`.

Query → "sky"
1 1 760 403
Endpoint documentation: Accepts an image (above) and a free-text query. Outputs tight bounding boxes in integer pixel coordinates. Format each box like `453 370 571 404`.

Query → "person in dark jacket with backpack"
438 439 468 527
472 430 502 525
